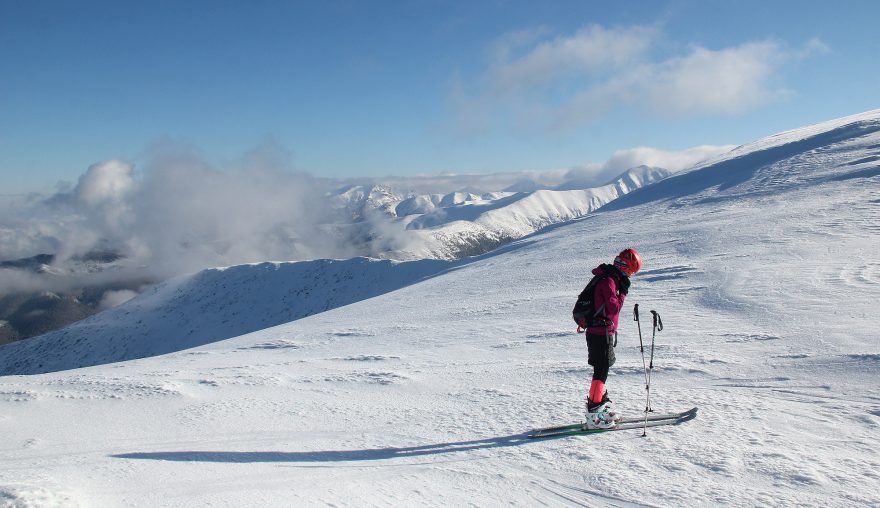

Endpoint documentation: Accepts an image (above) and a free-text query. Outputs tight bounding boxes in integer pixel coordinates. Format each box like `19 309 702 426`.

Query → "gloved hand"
617 275 631 295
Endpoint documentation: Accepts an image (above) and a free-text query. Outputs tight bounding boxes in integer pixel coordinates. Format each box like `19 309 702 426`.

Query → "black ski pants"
586 331 616 382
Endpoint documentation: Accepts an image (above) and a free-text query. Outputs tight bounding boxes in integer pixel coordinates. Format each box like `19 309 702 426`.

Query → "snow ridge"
603 108 880 211
0 257 453 375
389 165 671 259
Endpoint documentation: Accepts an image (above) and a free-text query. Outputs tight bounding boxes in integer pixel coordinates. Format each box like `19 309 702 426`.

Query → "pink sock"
589 380 605 404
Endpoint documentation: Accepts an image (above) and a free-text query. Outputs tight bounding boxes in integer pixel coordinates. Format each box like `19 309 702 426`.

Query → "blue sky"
1 0 878 194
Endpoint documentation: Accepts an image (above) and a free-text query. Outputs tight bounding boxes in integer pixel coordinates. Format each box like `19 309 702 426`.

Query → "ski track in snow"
1 110 880 506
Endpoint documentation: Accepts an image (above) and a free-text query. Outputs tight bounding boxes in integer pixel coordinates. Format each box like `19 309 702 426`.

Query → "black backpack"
572 274 607 332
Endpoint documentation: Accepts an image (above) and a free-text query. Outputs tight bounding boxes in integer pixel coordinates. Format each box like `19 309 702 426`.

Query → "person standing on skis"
575 248 642 429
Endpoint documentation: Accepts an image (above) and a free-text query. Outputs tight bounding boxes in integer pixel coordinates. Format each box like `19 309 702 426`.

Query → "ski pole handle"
651 310 663 332
648 310 661 370
634 304 644 353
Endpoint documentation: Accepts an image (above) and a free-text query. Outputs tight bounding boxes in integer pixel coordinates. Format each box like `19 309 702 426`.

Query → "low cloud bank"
0 141 730 306
1 144 353 284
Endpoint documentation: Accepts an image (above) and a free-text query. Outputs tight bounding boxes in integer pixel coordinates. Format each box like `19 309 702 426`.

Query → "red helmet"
614 248 642 275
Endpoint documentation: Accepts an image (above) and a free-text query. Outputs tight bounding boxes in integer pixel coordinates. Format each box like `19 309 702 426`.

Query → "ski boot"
584 399 619 430
595 391 620 421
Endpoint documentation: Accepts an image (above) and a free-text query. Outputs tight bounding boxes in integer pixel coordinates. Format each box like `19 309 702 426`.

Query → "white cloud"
74 160 135 207
562 144 735 186
0 142 359 285
488 26 554 63
454 25 827 131
798 37 831 58
98 289 138 310
0 268 49 296
601 144 736 173
115 142 354 277
66 160 137 258
488 24 657 94
641 41 787 115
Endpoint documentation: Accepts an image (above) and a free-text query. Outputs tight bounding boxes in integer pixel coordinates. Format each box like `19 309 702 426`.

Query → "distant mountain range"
326 165 671 259
0 164 671 345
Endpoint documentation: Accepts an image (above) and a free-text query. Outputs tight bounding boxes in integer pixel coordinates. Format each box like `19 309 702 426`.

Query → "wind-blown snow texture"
1 109 880 506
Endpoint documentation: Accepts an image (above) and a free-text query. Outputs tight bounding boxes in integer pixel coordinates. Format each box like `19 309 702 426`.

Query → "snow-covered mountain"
1 109 879 506
0 257 455 375
370 165 672 259
556 164 669 191
330 185 403 220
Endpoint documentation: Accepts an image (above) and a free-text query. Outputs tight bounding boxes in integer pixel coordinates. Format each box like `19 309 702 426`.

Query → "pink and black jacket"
585 264 628 336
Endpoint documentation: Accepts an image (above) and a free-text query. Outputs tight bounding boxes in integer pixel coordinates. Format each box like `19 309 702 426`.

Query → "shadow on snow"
110 432 558 464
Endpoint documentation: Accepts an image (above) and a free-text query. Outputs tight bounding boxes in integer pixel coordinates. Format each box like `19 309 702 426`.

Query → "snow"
0 257 454 375
324 166 669 261
391 165 671 259
2 110 880 506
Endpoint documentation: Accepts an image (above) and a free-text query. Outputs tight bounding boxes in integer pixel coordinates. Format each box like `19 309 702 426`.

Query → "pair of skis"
528 407 698 439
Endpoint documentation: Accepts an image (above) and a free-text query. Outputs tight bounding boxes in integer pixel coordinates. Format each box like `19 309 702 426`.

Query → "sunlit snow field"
1 111 879 506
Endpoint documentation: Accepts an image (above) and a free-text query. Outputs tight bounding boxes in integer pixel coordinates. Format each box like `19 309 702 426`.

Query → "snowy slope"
0 257 453 375
604 109 880 212
1 110 880 506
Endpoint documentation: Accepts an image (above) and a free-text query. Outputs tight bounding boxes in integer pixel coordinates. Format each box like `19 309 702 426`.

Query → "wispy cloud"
638 41 788 116
602 145 736 173
562 144 735 187
453 24 828 132
488 24 657 95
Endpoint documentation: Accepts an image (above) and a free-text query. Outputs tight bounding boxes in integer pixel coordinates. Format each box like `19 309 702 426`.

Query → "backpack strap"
573 273 609 333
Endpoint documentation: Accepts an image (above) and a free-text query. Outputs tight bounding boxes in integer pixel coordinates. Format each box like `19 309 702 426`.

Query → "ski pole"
635 304 651 437
642 310 663 436
634 304 649 392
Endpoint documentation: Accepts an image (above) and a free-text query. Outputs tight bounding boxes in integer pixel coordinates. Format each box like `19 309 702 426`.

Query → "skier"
580 248 642 429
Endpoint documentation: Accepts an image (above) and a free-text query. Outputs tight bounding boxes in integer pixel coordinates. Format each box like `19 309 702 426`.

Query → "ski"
528 407 697 439
620 406 697 424
529 407 696 434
